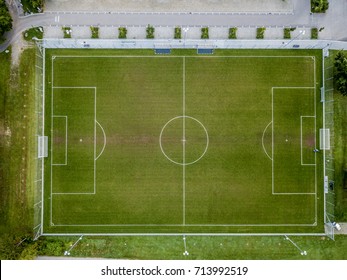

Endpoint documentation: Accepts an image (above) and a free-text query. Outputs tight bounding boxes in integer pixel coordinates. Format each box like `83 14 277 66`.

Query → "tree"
311 0 329 13
30 0 44 9
0 0 13 38
22 0 45 13
334 52 347 96
146 25 155 39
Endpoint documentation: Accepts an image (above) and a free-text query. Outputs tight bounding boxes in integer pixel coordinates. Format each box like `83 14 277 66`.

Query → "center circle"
159 116 209 165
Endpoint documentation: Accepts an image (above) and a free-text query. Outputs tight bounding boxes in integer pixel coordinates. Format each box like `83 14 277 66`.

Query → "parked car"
333 222 341 231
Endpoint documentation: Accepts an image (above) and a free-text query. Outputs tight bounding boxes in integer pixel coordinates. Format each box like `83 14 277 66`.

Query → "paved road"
1 0 347 52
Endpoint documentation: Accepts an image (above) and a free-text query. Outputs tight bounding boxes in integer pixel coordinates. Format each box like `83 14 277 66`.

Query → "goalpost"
320 129 330 150
38 136 48 158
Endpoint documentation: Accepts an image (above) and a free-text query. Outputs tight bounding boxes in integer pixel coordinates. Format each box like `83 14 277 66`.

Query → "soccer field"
42 49 324 235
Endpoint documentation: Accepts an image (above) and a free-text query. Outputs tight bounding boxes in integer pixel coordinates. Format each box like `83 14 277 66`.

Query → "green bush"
256 27 266 39
118 27 127 39
146 25 155 39
62 27 72 38
311 0 329 13
23 26 43 41
228 27 237 39
21 0 44 13
174 27 181 39
90 26 99 39
201 27 209 39
311 28 318 39
283 28 291 39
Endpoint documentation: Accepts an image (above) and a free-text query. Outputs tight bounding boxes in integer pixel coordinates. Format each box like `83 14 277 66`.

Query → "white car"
333 222 341 231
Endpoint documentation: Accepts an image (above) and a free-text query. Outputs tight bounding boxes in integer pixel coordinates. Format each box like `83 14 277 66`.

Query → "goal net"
38 136 48 158
320 128 330 150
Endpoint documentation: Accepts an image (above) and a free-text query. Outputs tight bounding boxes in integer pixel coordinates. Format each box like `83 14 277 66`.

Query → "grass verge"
0 48 11 233
35 235 347 260
334 93 347 220
0 48 36 258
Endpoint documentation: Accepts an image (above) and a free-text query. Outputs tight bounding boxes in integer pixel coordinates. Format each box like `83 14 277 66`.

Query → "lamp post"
64 235 83 256
283 30 305 48
183 27 189 48
284 235 307 255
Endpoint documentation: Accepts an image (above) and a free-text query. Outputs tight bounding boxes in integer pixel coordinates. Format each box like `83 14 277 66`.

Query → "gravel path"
10 35 31 66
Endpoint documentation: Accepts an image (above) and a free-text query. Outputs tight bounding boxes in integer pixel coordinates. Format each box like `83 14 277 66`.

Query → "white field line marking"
313 56 318 224
52 192 95 195
159 116 209 166
272 87 317 196
50 86 97 224
52 115 67 166
53 55 316 59
262 121 273 161
94 88 96 194
95 120 107 160
49 222 317 227
300 116 316 166
42 233 326 237
272 193 316 195
48 55 318 230
53 86 96 89
182 56 186 225
50 56 54 225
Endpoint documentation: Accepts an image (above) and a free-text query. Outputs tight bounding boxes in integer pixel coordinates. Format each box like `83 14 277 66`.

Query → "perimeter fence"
33 38 347 239
33 42 45 240
323 50 335 240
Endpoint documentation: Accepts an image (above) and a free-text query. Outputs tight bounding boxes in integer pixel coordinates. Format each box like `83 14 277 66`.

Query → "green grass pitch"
43 49 324 235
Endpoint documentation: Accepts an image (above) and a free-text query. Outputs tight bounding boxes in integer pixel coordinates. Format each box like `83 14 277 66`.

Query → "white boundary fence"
322 51 336 240
38 39 347 51
33 43 45 240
